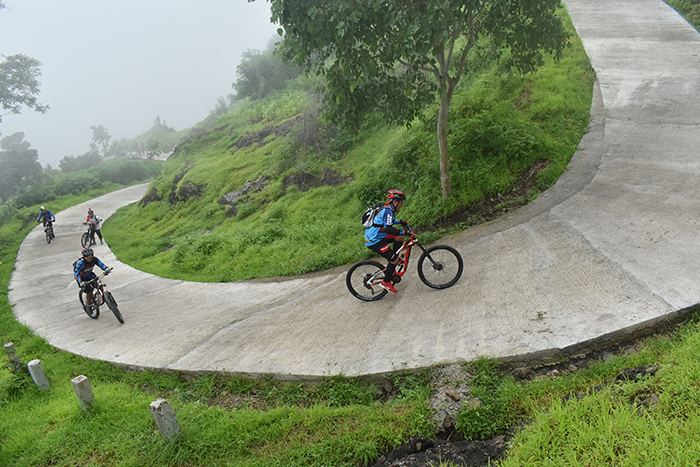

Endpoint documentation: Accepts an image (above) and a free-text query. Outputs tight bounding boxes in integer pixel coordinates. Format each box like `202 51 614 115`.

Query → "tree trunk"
437 86 453 199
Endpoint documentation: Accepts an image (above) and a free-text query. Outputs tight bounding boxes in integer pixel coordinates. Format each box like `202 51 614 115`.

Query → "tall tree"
1 3 49 133
267 0 568 198
234 47 300 100
89 124 111 156
0 132 42 202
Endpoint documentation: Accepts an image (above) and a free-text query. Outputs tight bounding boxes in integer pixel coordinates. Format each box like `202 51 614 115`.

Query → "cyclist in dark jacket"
36 206 55 238
364 189 409 293
74 247 112 312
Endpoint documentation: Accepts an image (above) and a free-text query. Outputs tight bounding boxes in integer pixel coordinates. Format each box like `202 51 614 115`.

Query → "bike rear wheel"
104 291 124 324
346 260 388 301
81 232 90 248
78 290 99 319
417 245 463 289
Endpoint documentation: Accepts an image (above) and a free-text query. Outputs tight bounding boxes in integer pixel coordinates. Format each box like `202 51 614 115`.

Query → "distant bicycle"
80 225 93 248
346 227 463 301
43 222 55 244
78 270 124 323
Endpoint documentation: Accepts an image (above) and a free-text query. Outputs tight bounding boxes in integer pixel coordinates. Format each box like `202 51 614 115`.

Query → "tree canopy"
0 132 42 202
267 0 569 198
0 54 49 128
234 46 300 100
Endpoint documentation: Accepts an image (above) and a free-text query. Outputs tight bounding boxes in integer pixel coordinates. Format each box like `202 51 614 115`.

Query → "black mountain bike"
346 228 463 301
80 224 93 248
78 270 124 323
43 222 55 244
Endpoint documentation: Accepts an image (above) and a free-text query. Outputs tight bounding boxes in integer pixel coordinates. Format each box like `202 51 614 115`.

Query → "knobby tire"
104 291 124 324
417 245 463 289
346 260 388 301
81 232 90 248
45 229 51 244
78 289 99 319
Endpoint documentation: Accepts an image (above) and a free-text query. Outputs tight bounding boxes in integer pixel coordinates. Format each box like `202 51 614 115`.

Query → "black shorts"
367 238 401 262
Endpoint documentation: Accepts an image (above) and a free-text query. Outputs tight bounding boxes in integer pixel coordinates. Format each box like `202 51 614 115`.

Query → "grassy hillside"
104 13 594 283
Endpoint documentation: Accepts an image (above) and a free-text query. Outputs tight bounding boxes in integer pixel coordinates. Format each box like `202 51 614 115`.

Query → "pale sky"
0 0 279 167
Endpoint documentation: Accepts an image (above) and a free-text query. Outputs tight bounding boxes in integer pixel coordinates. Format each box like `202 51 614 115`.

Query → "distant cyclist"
36 206 55 239
74 247 112 314
84 208 104 245
364 189 410 293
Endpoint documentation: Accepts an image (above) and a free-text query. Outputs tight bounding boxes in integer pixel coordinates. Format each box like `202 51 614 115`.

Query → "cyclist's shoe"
100 241 104 245
379 280 398 293
90 242 96 246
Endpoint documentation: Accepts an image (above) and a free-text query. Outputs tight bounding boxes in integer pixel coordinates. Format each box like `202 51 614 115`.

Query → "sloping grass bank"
104 11 594 283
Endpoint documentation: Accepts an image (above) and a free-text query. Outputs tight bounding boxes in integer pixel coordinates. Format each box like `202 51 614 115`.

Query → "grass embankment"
104 12 594 282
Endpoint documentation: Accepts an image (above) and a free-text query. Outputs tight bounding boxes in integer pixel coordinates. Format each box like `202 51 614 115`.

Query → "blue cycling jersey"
74 257 108 282
365 204 401 246
37 210 55 223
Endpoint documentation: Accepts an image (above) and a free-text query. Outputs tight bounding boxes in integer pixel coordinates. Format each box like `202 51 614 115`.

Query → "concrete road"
9 0 700 379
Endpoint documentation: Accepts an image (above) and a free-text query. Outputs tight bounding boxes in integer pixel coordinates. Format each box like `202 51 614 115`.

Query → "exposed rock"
218 175 268 217
139 188 162 207
282 168 353 192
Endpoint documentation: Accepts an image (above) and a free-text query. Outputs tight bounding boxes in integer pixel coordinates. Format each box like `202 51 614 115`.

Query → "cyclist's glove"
79 281 86 288
105 267 113 274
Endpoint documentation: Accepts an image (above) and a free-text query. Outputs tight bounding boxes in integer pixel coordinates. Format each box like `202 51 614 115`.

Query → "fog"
0 0 279 167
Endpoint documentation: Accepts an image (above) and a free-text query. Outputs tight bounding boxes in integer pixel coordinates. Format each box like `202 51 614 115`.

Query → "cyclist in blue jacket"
36 206 55 239
364 189 410 293
74 247 112 313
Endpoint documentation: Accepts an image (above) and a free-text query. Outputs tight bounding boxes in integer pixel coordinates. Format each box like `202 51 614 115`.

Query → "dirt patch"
19 213 37 232
138 188 162 207
170 181 206 204
431 159 549 231
282 168 354 192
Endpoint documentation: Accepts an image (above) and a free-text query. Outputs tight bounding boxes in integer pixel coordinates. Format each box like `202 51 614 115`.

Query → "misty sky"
0 0 279 167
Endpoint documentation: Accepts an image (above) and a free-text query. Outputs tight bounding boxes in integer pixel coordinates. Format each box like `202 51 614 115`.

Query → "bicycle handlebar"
78 269 112 287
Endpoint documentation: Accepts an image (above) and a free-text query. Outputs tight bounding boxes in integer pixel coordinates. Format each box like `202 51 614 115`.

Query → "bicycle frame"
368 231 428 282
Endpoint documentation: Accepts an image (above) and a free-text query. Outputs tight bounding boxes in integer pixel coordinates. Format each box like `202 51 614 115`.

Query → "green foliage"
0 158 162 228
665 0 700 29
0 132 43 202
234 46 301 100
59 151 103 173
314 374 377 407
456 359 522 440
0 53 48 125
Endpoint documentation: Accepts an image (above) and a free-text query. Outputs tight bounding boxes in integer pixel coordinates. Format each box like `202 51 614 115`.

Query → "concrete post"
150 398 181 441
71 375 96 411
27 359 50 390
3 342 26 374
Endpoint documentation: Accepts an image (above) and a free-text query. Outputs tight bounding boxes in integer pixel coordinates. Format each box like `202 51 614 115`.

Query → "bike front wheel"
78 290 99 319
45 229 51 244
81 232 90 248
346 260 388 301
104 291 124 324
417 245 464 289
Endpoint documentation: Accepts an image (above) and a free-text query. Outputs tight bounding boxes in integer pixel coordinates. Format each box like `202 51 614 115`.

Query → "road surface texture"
9 0 700 380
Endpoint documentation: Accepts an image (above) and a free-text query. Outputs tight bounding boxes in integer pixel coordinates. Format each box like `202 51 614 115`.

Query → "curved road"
9 0 700 379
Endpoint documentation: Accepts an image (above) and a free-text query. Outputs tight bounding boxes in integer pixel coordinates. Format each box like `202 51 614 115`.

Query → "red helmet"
387 189 406 202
